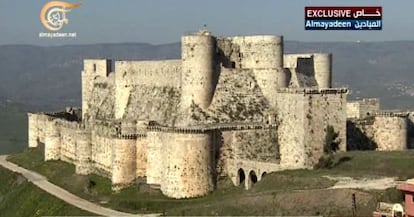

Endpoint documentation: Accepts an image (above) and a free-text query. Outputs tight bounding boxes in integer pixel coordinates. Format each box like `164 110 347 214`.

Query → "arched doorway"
261 172 267 179
249 170 258 184
238 168 245 186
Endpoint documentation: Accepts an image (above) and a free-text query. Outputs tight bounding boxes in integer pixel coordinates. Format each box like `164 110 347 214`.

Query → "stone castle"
30 29 409 199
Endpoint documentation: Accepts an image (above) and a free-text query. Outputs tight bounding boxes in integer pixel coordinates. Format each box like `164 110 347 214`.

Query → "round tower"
44 119 61 161
373 114 408 151
232 35 284 69
313 53 332 88
161 131 214 198
181 31 217 110
231 35 288 108
75 131 92 175
112 137 137 191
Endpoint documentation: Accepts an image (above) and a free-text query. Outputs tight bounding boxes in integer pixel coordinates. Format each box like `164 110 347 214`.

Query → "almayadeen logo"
39 1 81 38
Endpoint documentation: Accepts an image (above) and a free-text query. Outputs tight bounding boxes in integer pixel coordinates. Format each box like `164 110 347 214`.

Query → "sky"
0 0 413 45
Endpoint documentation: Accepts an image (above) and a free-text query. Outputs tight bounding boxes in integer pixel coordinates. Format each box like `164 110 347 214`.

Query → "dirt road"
0 155 159 217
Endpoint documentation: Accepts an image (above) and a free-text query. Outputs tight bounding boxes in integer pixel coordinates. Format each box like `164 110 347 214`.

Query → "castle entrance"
249 170 258 184
238 168 245 186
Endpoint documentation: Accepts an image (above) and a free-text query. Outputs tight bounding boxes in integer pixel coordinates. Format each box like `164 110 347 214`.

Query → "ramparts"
28 31 357 199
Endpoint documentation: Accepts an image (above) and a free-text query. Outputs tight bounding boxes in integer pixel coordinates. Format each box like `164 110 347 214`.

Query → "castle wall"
276 89 348 169
218 128 281 189
187 68 275 126
181 35 217 110
373 114 408 151
121 85 181 125
346 119 377 150
231 35 283 68
136 137 147 177
59 127 77 163
283 54 332 88
146 131 164 185
82 59 112 120
28 113 49 146
44 119 61 161
313 54 332 88
112 137 137 191
90 133 113 177
226 159 282 188
408 113 414 149
82 69 115 123
230 129 279 163
347 98 380 119
230 36 288 108
161 132 214 198
75 131 92 175
115 60 181 119
28 113 40 148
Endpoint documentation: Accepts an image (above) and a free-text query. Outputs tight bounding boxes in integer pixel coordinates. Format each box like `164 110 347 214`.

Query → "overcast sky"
0 0 413 45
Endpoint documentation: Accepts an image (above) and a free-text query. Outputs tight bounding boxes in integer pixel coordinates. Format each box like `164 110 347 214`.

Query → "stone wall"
28 113 40 148
115 60 181 119
75 131 92 175
161 132 214 198
44 119 61 161
146 131 164 185
226 159 282 189
112 137 137 191
283 54 332 88
82 59 112 120
90 134 113 177
216 36 290 108
346 118 377 150
373 113 408 151
347 112 408 151
407 113 414 149
136 136 147 177
230 129 279 163
181 34 217 110
276 88 348 169
122 85 181 125
82 72 115 122
179 68 272 126
347 98 380 119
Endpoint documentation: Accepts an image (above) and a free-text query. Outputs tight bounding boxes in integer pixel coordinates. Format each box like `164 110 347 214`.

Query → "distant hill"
0 41 413 110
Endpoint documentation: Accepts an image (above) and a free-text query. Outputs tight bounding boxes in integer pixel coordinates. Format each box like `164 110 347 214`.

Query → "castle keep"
28 30 349 198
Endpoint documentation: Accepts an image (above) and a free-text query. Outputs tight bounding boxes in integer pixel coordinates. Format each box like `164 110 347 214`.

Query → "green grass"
0 103 28 154
8 148 413 216
318 150 414 179
0 165 95 217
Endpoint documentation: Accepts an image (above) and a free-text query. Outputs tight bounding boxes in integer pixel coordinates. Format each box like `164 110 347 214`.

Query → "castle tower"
231 35 289 108
313 53 332 88
44 119 61 161
28 113 39 148
161 131 214 198
112 136 137 191
75 131 92 175
373 113 408 150
81 59 112 121
181 30 217 110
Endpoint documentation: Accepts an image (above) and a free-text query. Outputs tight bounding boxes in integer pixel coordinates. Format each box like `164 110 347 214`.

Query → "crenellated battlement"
277 87 349 95
147 123 277 134
375 111 409 118
115 133 147 140
30 31 353 199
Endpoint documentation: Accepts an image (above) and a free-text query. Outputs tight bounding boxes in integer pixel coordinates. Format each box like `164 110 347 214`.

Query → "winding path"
0 155 159 217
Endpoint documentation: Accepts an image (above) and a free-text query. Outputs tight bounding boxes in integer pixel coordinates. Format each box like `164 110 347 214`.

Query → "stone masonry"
28 29 348 198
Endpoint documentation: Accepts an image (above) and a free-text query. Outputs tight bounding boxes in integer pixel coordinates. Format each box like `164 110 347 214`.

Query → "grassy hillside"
8 148 408 216
0 166 94 217
0 102 28 154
